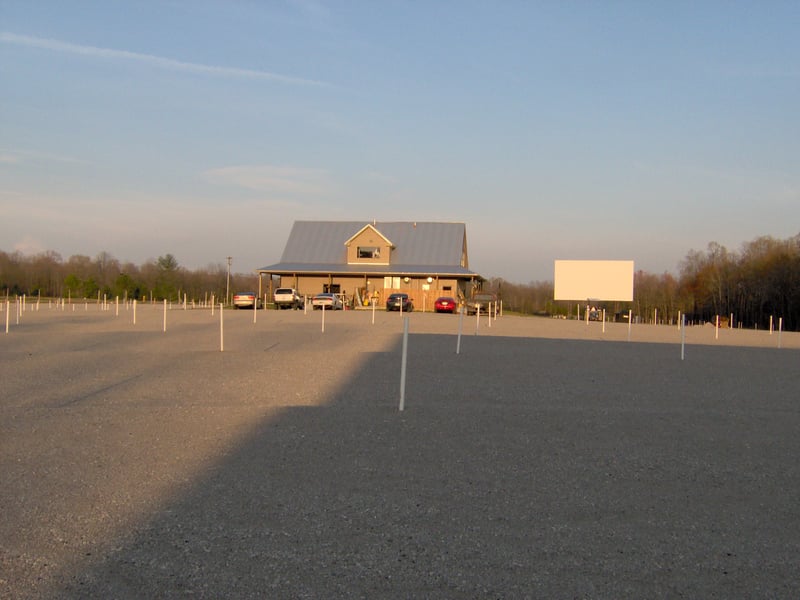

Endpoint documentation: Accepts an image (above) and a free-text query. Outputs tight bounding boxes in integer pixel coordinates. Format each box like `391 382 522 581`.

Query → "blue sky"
2 1 798 282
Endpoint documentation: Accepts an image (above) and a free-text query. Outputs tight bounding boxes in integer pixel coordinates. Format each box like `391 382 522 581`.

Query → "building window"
358 246 380 259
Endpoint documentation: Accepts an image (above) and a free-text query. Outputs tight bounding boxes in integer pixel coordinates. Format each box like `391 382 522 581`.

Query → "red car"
434 296 458 313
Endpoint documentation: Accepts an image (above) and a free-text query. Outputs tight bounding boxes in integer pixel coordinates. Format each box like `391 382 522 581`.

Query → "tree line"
490 234 800 331
0 250 258 305
3 233 799 330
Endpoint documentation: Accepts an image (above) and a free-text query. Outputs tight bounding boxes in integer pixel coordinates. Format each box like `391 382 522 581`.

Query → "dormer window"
358 246 381 259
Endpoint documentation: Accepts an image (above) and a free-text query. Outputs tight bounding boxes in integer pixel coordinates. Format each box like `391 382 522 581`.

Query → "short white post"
488 302 492 328
253 300 257 324
585 305 589 325
211 295 215 316
371 298 376 324
456 307 464 354
163 299 167 332
602 309 606 333
133 299 137 325
654 308 658 325
778 317 783 349
5 300 9 333
715 315 719 340
770 315 774 334
219 303 224 351
399 316 409 411
321 303 325 333
730 313 733 330
677 310 681 330
184 293 187 310
681 313 686 360
627 309 632 341
115 296 119 317
475 304 480 335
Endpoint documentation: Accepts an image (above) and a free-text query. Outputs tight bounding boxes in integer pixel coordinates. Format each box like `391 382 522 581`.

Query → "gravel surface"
2 305 799 598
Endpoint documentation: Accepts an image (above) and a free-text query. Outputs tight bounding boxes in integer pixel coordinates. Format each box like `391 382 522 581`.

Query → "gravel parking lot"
2 305 799 598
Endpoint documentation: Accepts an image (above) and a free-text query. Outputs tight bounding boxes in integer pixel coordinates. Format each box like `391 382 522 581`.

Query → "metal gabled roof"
260 221 474 273
257 262 479 278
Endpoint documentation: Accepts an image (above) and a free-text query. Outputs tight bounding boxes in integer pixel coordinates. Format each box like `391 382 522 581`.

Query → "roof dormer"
345 223 394 265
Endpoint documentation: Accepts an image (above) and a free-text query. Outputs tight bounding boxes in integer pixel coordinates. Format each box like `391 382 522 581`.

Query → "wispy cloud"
13 235 46 255
0 147 86 165
0 32 326 87
205 165 333 195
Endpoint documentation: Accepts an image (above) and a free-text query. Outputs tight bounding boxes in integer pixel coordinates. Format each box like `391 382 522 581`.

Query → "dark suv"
386 293 413 312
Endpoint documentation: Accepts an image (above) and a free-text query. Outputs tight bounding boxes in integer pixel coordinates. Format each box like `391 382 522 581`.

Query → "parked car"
466 292 496 315
386 293 413 312
232 292 262 309
311 293 343 310
434 296 458 313
274 287 304 310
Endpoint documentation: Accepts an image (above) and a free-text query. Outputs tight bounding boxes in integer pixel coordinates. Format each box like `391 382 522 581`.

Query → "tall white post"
399 316 409 411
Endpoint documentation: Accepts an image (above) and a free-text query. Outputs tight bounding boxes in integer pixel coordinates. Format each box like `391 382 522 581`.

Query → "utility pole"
226 256 232 306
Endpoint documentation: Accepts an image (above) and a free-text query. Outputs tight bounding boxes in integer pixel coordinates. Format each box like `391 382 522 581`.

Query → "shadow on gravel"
59 335 800 598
